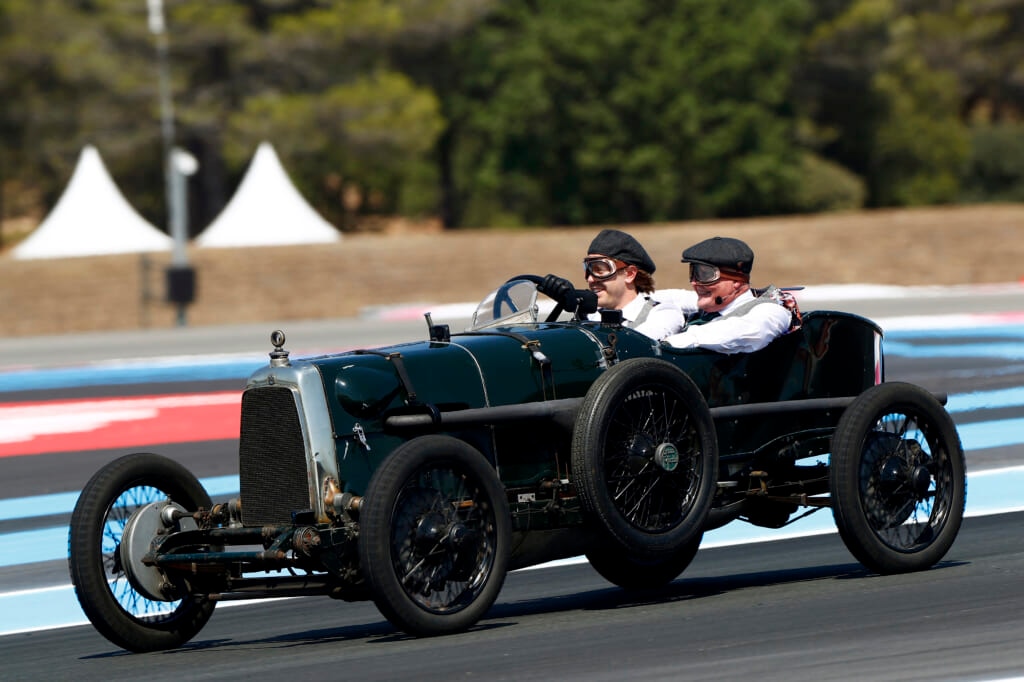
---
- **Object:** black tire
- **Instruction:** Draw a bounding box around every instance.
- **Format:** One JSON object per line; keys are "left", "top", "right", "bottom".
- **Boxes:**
{"left": 571, "top": 358, "right": 718, "bottom": 558}
{"left": 587, "top": 533, "right": 702, "bottom": 590}
{"left": 830, "top": 382, "right": 966, "bottom": 574}
{"left": 358, "top": 435, "right": 511, "bottom": 636}
{"left": 68, "top": 452, "right": 216, "bottom": 652}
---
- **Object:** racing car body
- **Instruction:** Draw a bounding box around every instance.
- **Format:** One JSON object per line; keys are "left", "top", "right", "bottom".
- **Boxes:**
{"left": 68, "top": 277, "right": 966, "bottom": 652}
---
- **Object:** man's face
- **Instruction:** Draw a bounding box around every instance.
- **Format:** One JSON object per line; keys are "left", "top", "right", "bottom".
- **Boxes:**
{"left": 584, "top": 254, "right": 638, "bottom": 310}
{"left": 693, "top": 278, "right": 745, "bottom": 313}
{"left": 687, "top": 260, "right": 749, "bottom": 312}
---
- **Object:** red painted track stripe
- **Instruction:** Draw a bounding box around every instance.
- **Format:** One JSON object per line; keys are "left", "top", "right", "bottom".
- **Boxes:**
{"left": 0, "top": 392, "right": 241, "bottom": 458}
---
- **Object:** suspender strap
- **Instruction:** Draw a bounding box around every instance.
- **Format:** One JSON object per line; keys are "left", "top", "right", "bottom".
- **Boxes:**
{"left": 724, "top": 287, "right": 779, "bottom": 318}
{"left": 628, "top": 297, "right": 658, "bottom": 327}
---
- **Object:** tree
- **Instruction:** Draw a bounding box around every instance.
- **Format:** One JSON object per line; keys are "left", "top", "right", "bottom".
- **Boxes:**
{"left": 0, "top": 0, "right": 462, "bottom": 235}
{"left": 419, "top": 0, "right": 811, "bottom": 228}
{"left": 3, "top": 0, "right": 1022, "bottom": 238}
{"left": 797, "top": 0, "right": 998, "bottom": 206}
{"left": 0, "top": 1, "right": 159, "bottom": 221}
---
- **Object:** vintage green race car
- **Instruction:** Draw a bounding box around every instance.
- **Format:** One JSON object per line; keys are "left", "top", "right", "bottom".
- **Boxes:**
{"left": 68, "top": 275, "right": 966, "bottom": 652}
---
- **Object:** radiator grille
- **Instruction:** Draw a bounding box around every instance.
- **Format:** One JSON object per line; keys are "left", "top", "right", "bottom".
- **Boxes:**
{"left": 239, "top": 386, "right": 311, "bottom": 526}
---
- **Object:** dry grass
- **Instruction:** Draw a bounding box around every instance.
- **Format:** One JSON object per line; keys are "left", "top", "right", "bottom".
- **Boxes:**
{"left": 2, "top": 204, "right": 1023, "bottom": 338}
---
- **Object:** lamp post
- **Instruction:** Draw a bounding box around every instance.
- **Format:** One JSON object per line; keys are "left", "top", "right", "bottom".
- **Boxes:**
{"left": 147, "top": 0, "right": 197, "bottom": 326}
{"left": 147, "top": 0, "right": 174, "bottom": 219}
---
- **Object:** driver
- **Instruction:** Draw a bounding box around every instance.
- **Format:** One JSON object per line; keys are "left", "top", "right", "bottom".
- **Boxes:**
{"left": 540, "top": 229, "right": 683, "bottom": 341}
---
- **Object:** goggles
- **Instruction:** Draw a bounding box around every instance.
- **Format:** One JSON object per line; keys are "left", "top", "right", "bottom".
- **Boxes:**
{"left": 688, "top": 261, "right": 747, "bottom": 285}
{"left": 583, "top": 257, "right": 630, "bottom": 281}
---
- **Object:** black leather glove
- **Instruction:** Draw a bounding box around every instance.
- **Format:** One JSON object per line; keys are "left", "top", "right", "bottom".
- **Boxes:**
{"left": 574, "top": 289, "right": 598, "bottom": 316}
{"left": 538, "top": 274, "right": 578, "bottom": 311}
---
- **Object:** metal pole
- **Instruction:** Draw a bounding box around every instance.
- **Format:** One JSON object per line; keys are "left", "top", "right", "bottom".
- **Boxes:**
{"left": 148, "top": 0, "right": 192, "bottom": 327}
{"left": 148, "top": 0, "right": 175, "bottom": 233}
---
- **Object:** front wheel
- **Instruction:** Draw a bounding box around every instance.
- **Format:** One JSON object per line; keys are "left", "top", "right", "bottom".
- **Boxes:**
{"left": 68, "top": 453, "right": 216, "bottom": 652}
{"left": 358, "top": 435, "right": 511, "bottom": 636}
{"left": 830, "top": 383, "right": 966, "bottom": 574}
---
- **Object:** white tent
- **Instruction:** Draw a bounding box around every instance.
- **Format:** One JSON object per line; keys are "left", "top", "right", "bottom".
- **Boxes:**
{"left": 195, "top": 142, "right": 340, "bottom": 248}
{"left": 12, "top": 146, "right": 173, "bottom": 260}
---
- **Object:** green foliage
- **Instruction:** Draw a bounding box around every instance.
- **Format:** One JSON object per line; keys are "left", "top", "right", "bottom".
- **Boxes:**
{"left": 2, "top": 0, "right": 1024, "bottom": 235}
{"left": 226, "top": 70, "right": 444, "bottom": 224}
{"left": 799, "top": 0, "right": 1023, "bottom": 208}
{"left": 961, "top": 123, "right": 1024, "bottom": 202}
{"left": 0, "top": 0, "right": 157, "bottom": 207}
{"left": 439, "top": 0, "right": 812, "bottom": 227}
{"left": 872, "top": 68, "right": 967, "bottom": 205}
{"left": 791, "top": 153, "right": 866, "bottom": 212}
{"left": 0, "top": 0, "right": 464, "bottom": 232}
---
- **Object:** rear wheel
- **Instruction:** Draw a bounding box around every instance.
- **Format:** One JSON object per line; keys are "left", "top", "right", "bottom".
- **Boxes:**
{"left": 68, "top": 453, "right": 215, "bottom": 652}
{"left": 358, "top": 435, "right": 510, "bottom": 636}
{"left": 572, "top": 358, "right": 717, "bottom": 558}
{"left": 830, "top": 382, "right": 966, "bottom": 574}
{"left": 587, "top": 533, "right": 702, "bottom": 590}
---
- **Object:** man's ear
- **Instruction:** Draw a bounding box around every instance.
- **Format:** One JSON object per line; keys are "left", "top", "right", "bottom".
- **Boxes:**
{"left": 624, "top": 265, "right": 639, "bottom": 284}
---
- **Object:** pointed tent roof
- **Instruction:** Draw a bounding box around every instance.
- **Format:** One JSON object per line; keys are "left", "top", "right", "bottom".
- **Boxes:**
{"left": 195, "top": 142, "right": 340, "bottom": 248}
{"left": 12, "top": 146, "right": 173, "bottom": 260}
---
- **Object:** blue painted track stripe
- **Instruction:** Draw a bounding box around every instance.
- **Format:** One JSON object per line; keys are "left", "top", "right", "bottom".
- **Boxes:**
{"left": 0, "top": 587, "right": 87, "bottom": 635}
{"left": 0, "top": 475, "right": 240, "bottom": 523}
{"left": 885, "top": 324, "right": 1024, "bottom": 340}
{"left": 957, "top": 418, "right": 1024, "bottom": 451}
{"left": 0, "top": 357, "right": 263, "bottom": 393}
{"left": 0, "top": 491, "right": 81, "bottom": 522}
{"left": 946, "top": 388, "right": 1024, "bottom": 413}
{"left": 883, "top": 340, "right": 1024, "bottom": 360}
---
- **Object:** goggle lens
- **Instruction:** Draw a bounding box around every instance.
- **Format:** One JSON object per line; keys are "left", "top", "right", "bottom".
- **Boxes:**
{"left": 689, "top": 262, "right": 721, "bottom": 285}
{"left": 584, "top": 258, "right": 621, "bottom": 281}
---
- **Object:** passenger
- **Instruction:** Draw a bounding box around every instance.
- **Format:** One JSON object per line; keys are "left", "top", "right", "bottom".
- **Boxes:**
{"left": 538, "top": 228, "right": 683, "bottom": 341}
{"left": 660, "top": 236, "right": 795, "bottom": 354}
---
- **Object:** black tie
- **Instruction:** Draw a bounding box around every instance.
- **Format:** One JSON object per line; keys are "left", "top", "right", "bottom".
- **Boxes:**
{"left": 687, "top": 310, "right": 720, "bottom": 326}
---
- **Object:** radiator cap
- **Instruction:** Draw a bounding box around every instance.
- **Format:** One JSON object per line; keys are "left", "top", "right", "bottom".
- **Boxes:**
{"left": 269, "top": 330, "right": 291, "bottom": 367}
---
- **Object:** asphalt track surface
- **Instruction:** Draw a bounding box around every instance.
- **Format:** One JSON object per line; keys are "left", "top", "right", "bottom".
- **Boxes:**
{"left": 2, "top": 284, "right": 1024, "bottom": 681}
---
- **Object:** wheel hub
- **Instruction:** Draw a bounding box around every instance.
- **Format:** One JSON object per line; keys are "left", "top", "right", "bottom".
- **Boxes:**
{"left": 626, "top": 434, "right": 656, "bottom": 473}
{"left": 877, "top": 454, "right": 931, "bottom": 496}
{"left": 413, "top": 512, "right": 447, "bottom": 552}
{"left": 654, "top": 443, "right": 680, "bottom": 472}
{"left": 910, "top": 464, "right": 932, "bottom": 496}
{"left": 878, "top": 456, "right": 907, "bottom": 490}
{"left": 447, "top": 522, "right": 478, "bottom": 547}
{"left": 120, "top": 500, "right": 197, "bottom": 602}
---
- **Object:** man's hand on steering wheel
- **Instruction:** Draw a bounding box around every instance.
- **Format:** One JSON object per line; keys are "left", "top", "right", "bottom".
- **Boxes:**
{"left": 538, "top": 274, "right": 578, "bottom": 311}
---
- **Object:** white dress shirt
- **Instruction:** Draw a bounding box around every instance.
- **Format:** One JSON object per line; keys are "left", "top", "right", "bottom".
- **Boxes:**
{"left": 588, "top": 294, "right": 684, "bottom": 341}
{"left": 662, "top": 289, "right": 792, "bottom": 354}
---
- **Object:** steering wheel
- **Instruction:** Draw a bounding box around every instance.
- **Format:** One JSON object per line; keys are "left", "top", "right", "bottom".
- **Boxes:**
{"left": 505, "top": 274, "right": 597, "bottom": 323}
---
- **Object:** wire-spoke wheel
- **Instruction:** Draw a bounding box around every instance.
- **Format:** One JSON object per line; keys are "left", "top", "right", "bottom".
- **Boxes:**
{"left": 358, "top": 435, "right": 510, "bottom": 636}
{"left": 830, "top": 382, "right": 966, "bottom": 574}
{"left": 67, "top": 452, "right": 215, "bottom": 652}
{"left": 572, "top": 358, "right": 717, "bottom": 558}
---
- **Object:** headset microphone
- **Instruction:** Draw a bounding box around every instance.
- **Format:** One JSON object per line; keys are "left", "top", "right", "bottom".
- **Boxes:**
{"left": 714, "top": 296, "right": 724, "bottom": 305}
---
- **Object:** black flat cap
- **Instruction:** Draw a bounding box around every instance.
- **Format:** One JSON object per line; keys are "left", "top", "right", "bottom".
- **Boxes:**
{"left": 681, "top": 236, "right": 754, "bottom": 275}
{"left": 587, "top": 229, "right": 656, "bottom": 274}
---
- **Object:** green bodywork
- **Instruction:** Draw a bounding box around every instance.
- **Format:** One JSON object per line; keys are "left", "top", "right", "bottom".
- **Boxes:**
{"left": 305, "top": 310, "right": 881, "bottom": 506}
